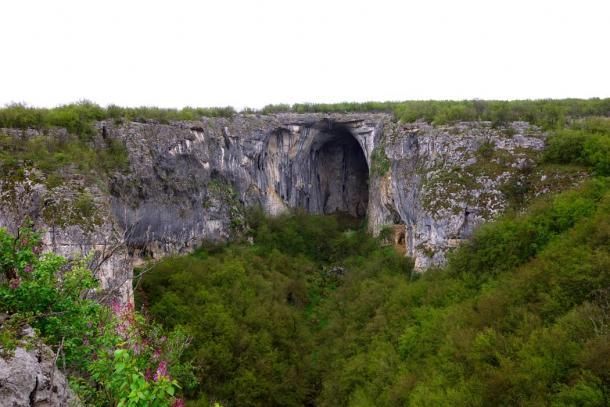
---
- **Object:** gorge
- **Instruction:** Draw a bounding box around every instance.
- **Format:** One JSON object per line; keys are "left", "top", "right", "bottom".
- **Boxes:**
{"left": 0, "top": 113, "right": 553, "bottom": 303}
{"left": 1, "top": 102, "right": 608, "bottom": 406}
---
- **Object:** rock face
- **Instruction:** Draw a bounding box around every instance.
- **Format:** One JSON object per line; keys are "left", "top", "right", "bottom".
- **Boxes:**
{"left": 106, "top": 114, "right": 384, "bottom": 256}
{"left": 0, "top": 327, "right": 78, "bottom": 407}
{"left": 105, "top": 114, "right": 546, "bottom": 270}
{"left": 377, "top": 120, "right": 546, "bottom": 268}
{"left": 1, "top": 114, "right": 549, "bottom": 302}
{"left": 0, "top": 157, "right": 133, "bottom": 303}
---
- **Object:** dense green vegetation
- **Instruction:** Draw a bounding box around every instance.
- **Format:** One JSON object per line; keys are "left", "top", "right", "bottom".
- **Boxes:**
{"left": 138, "top": 173, "right": 609, "bottom": 406}
{"left": 0, "top": 227, "right": 193, "bottom": 406}
{"left": 1, "top": 100, "right": 608, "bottom": 405}
{"left": 0, "top": 131, "right": 129, "bottom": 187}
{"left": 0, "top": 101, "right": 235, "bottom": 134}
{"left": 258, "top": 99, "right": 609, "bottom": 129}
{"left": 136, "top": 213, "right": 412, "bottom": 406}
{"left": 1, "top": 99, "right": 608, "bottom": 133}
{"left": 315, "top": 181, "right": 609, "bottom": 406}
{"left": 544, "top": 116, "right": 610, "bottom": 176}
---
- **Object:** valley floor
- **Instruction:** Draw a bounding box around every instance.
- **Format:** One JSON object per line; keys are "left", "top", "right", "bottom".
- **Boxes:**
{"left": 138, "top": 180, "right": 610, "bottom": 406}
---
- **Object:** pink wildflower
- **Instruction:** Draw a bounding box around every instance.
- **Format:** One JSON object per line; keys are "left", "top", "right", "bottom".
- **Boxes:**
{"left": 23, "top": 264, "right": 33, "bottom": 273}
{"left": 32, "top": 245, "right": 42, "bottom": 255}
{"left": 132, "top": 342, "right": 142, "bottom": 355}
{"left": 154, "top": 361, "right": 169, "bottom": 381}
{"left": 172, "top": 398, "right": 185, "bottom": 407}
{"left": 145, "top": 368, "right": 153, "bottom": 382}
{"left": 110, "top": 299, "right": 122, "bottom": 315}
{"left": 9, "top": 277, "right": 21, "bottom": 290}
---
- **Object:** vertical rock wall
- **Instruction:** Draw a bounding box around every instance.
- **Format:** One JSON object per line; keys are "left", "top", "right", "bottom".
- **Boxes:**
{"left": 1, "top": 114, "right": 549, "bottom": 304}
{"left": 106, "top": 114, "right": 546, "bottom": 271}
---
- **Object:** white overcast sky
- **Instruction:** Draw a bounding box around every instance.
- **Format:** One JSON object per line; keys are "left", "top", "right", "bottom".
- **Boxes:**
{"left": 1, "top": 0, "right": 608, "bottom": 109}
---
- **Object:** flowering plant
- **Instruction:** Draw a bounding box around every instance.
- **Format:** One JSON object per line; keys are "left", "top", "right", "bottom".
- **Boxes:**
{"left": 87, "top": 299, "right": 192, "bottom": 406}
{"left": 0, "top": 226, "right": 193, "bottom": 406}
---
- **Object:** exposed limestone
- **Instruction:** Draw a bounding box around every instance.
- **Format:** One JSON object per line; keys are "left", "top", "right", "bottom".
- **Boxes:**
{"left": 0, "top": 325, "right": 79, "bottom": 407}
{"left": 0, "top": 114, "right": 550, "bottom": 302}
{"left": 0, "top": 139, "right": 133, "bottom": 303}
{"left": 381, "top": 120, "right": 547, "bottom": 268}
{"left": 105, "top": 115, "right": 547, "bottom": 271}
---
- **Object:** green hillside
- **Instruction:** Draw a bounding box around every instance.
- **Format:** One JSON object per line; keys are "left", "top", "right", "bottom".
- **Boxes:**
{"left": 138, "top": 180, "right": 609, "bottom": 406}
{"left": 1, "top": 103, "right": 608, "bottom": 406}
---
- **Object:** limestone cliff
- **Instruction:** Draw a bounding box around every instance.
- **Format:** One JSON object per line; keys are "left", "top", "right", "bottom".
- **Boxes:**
{"left": 105, "top": 114, "right": 548, "bottom": 270}
{"left": 2, "top": 113, "right": 571, "bottom": 301}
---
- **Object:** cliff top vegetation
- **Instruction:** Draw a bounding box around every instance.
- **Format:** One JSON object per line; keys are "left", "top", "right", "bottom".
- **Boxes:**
{"left": 1, "top": 99, "right": 608, "bottom": 134}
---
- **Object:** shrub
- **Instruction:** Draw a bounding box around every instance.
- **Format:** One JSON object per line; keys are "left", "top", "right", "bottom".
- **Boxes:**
{"left": 0, "top": 130, "right": 129, "bottom": 188}
{"left": 371, "top": 146, "right": 391, "bottom": 176}
{"left": 584, "top": 134, "right": 610, "bottom": 175}
{"left": 448, "top": 179, "right": 607, "bottom": 280}
{"left": 0, "top": 226, "right": 192, "bottom": 406}
{"left": 476, "top": 138, "right": 495, "bottom": 159}
{"left": 544, "top": 126, "right": 610, "bottom": 175}
{"left": 544, "top": 130, "right": 589, "bottom": 165}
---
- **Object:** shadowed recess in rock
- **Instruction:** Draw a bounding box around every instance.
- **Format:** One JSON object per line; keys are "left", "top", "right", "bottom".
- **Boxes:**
{"left": 308, "top": 122, "right": 369, "bottom": 218}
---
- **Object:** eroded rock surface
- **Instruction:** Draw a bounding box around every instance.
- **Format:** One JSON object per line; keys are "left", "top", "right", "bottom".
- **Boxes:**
{"left": 0, "top": 326, "right": 78, "bottom": 407}
{"left": 1, "top": 114, "right": 559, "bottom": 302}
{"left": 0, "top": 162, "right": 133, "bottom": 303}
{"left": 105, "top": 115, "right": 548, "bottom": 270}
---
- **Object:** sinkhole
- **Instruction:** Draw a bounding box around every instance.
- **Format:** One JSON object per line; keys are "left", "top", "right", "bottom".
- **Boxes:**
{"left": 308, "top": 122, "right": 369, "bottom": 218}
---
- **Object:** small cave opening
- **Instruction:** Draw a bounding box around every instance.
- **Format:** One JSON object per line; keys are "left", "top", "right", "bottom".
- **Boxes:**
{"left": 397, "top": 231, "right": 406, "bottom": 246}
{"left": 309, "top": 122, "right": 369, "bottom": 218}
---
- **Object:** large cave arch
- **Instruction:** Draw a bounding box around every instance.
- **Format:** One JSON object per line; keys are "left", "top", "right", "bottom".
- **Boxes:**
{"left": 307, "top": 122, "right": 369, "bottom": 218}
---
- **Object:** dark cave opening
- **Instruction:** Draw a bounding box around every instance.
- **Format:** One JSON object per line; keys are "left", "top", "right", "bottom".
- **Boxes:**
{"left": 310, "top": 123, "right": 369, "bottom": 218}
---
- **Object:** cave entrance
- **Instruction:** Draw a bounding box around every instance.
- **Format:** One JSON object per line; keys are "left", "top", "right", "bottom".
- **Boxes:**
{"left": 309, "top": 122, "right": 369, "bottom": 218}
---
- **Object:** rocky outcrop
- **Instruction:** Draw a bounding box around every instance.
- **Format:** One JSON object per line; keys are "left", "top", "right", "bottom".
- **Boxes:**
{"left": 1, "top": 114, "right": 555, "bottom": 302}
{"left": 105, "top": 114, "right": 547, "bottom": 270}
{"left": 0, "top": 326, "right": 78, "bottom": 407}
{"left": 106, "top": 113, "right": 384, "bottom": 256}
{"left": 378, "top": 121, "right": 546, "bottom": 268}
{"left": 0, "top": 163, "right": 133, "bottom": 303}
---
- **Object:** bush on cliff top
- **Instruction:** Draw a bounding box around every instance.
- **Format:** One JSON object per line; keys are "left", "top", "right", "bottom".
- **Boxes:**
{"left": 0, "top": 101, "right": 236, "bottom": 134}
{"left": 1, "top": 99, "right": 608, "bottom": 132}
{"left": 544, "top": 117, "right": 610, "bottom": 176}
{"left": 0, "top": 132, "right": 129, "bottom": 184}
{"left": 256, "top": 98, "right": 609, "bottom": 128}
